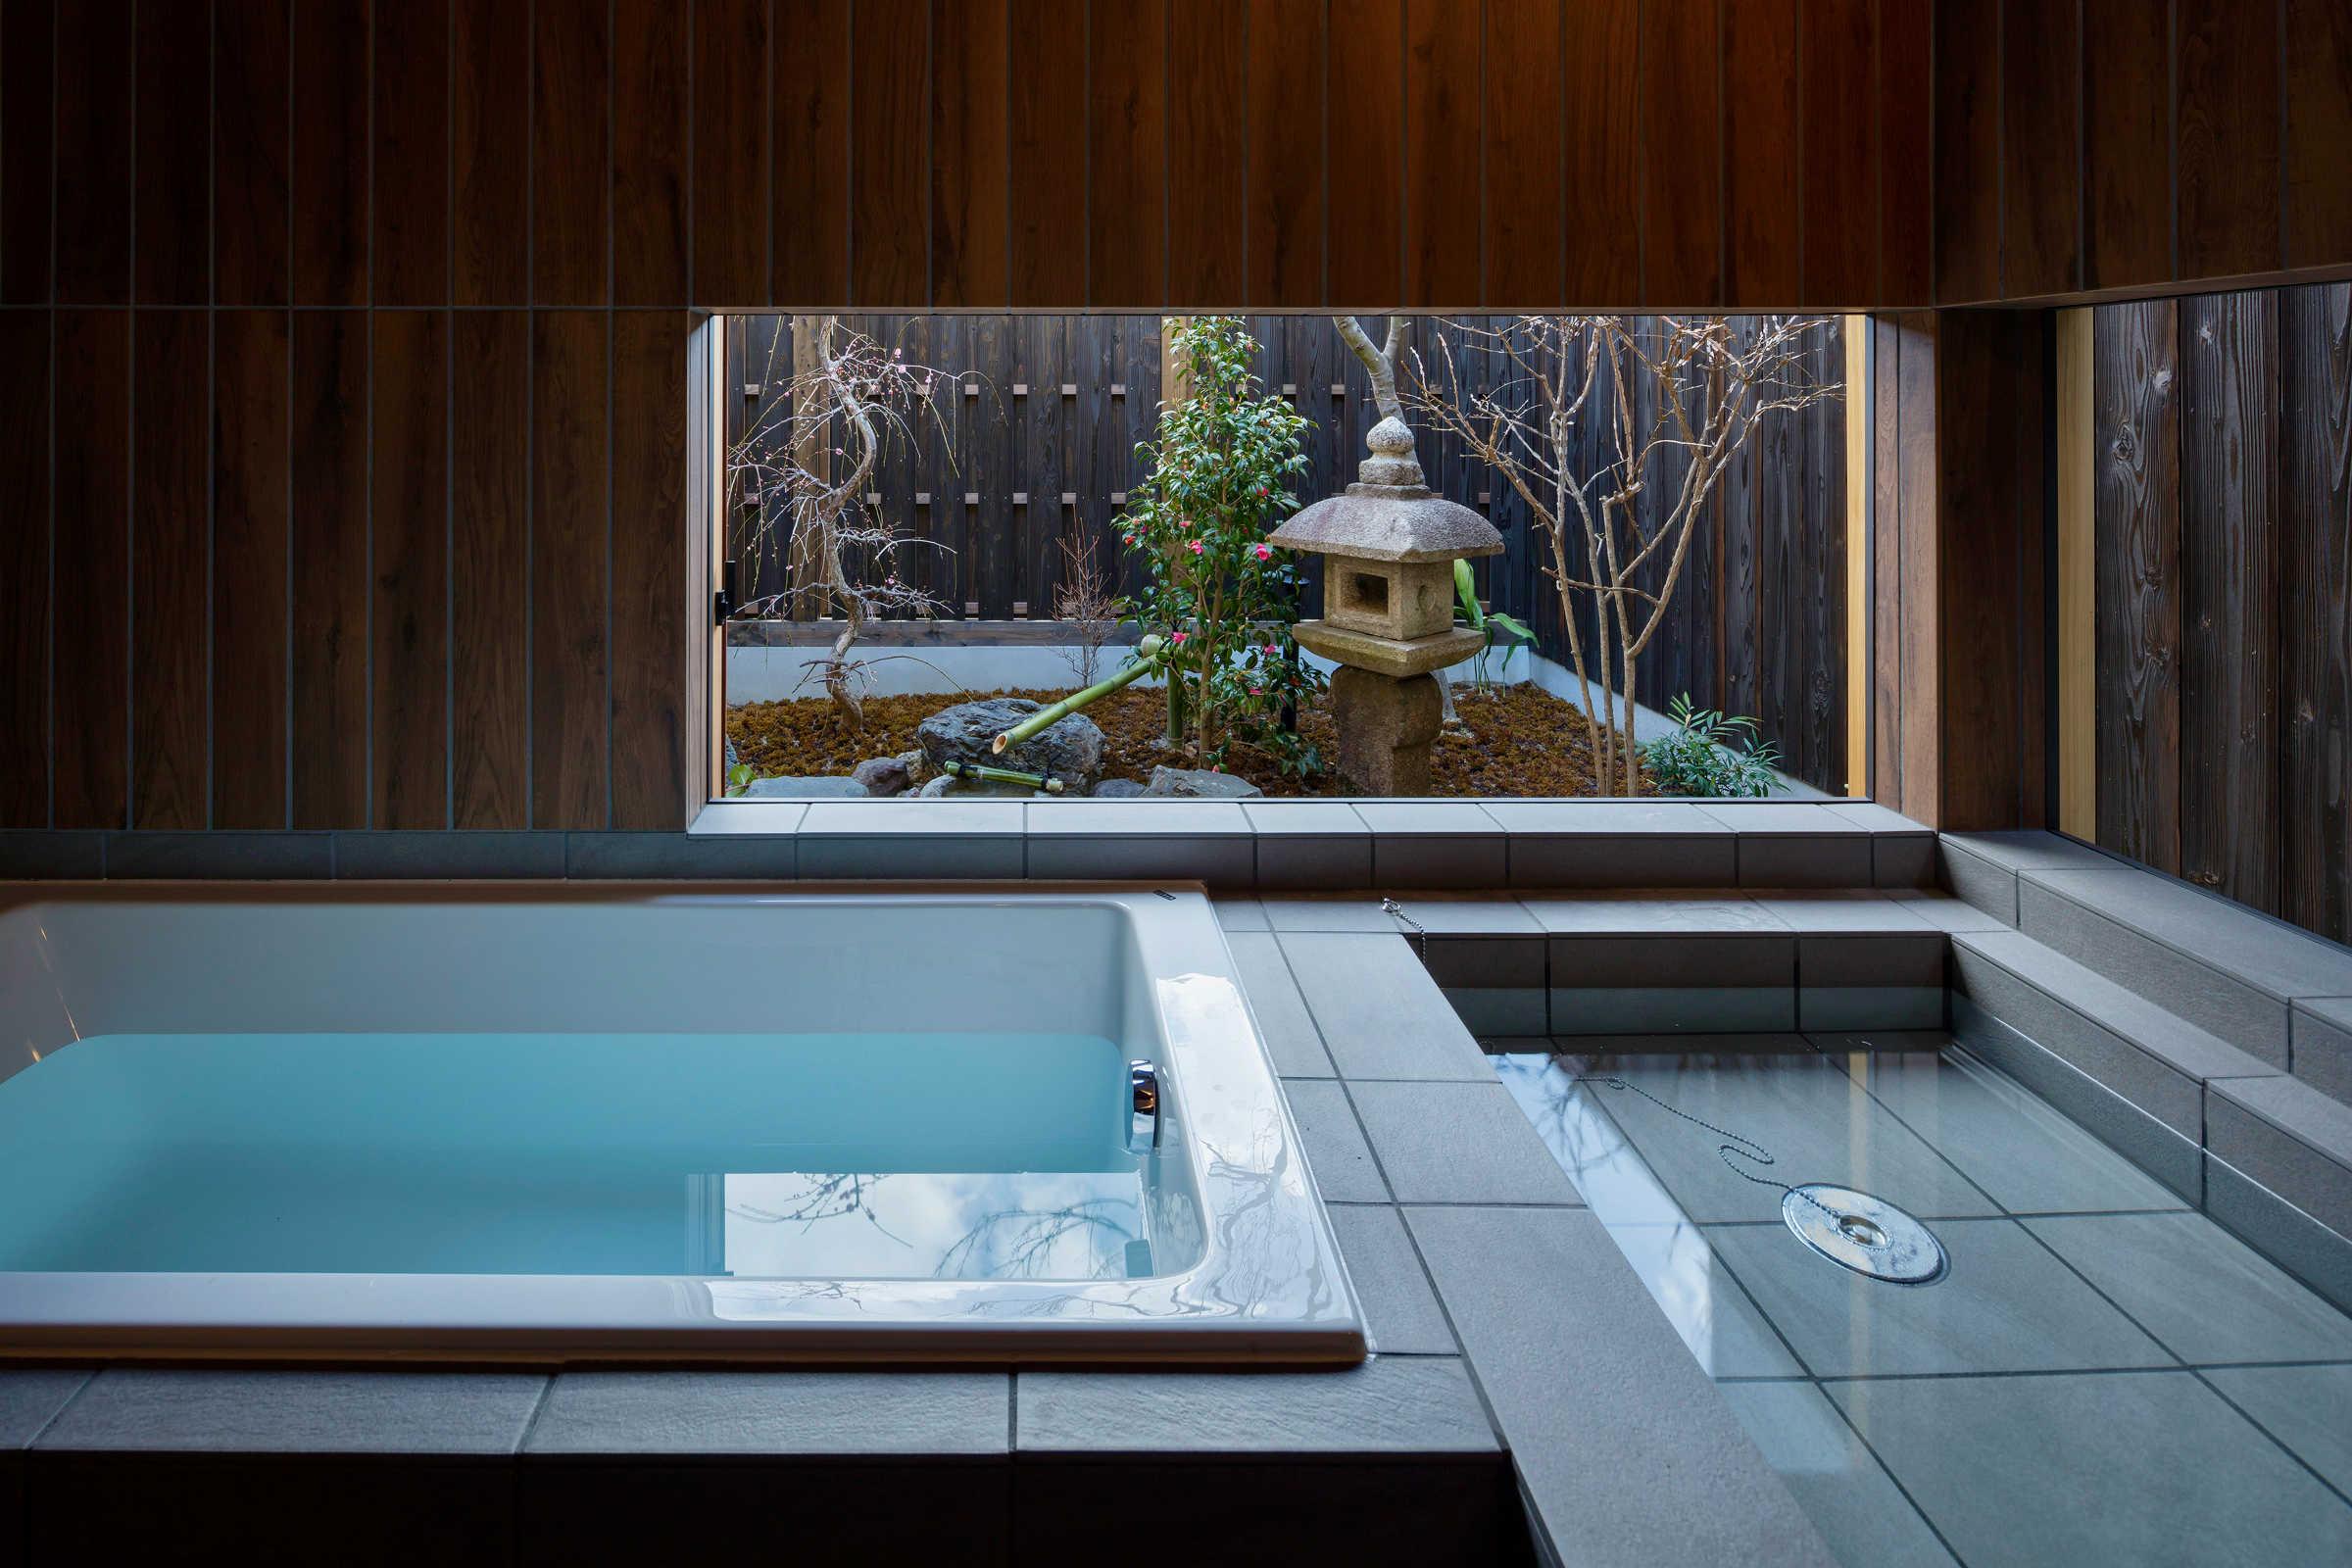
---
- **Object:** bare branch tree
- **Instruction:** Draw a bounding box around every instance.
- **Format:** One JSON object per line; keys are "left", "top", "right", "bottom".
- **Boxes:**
{"left": 1052, "top": 519, "right": 1127, "bottom": 689}
{"left": 727, "top": 318, "right": 958, "bottom": 728}
{"left": 1401, "top": 316, "right": 1839, "bottom": 794}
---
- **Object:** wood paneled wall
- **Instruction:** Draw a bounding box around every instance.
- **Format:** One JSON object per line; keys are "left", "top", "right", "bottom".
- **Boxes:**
{"left": 2090, "top": 284, "right": 2352, "bottom": 945}
{"left": 1935, "top": 0, "right": 2352, "bottom": 305}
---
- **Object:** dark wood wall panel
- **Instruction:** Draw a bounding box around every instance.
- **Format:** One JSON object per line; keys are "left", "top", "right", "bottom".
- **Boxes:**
{"left": 451, "top": 311, "right": 531, "bottom": 830}
{"left": 134, "top": 1, "right": 209, "bottom": 307}
{"left": 289, "top": 311, "right": 369, "bottom": 829}
{"left": 691, "top": 0, "right": 768, "bottom": 307}
{"left": 370, "top": 311, "right": 450, "bottom": 830}
{"left": 455, "top": 0, "right": 530, "bottom": 306}
{"left": 773, "top": 0, "right": 849, "bottom": 308}
{"left": 212, "top": 311, "right": 290, "bottom": 830}
{"left": 1999, "top": 0, "right": 2080, "bottom": 300}
{"left": 930, "top": 0, "right": 1008, "bottom": 309}
{"left": 52, "top": 312, "right": 131, "bottom": 829}
{"left": 2286, "top": 0, "right": 2352, "bottom": 270}
{"left": 1169, "top": 0, "right": 1247, "bottom": 309}
{"left": 1488, "top": 0, "right": 1566, "bottom": 308}
{"left": 1802, "top": 0, "right": 1878, "bottom": 309}
{"left": 292, "top": 0, "right": 369, "bottom": 308}
{"left": 613, "top": 0, "right": 690, "bottom": 306}
{"left": 534, "top": 0, "right": 612, "bottom": 307}
{"left": 129, "top": 311, "right": 210, "bottom": 831}
{"left": 2179, "top": 289, "right": 2281, "bottom": 908}
{"left": 851, "top": 0, "right": 929, "bottom": 308}
{"left": 54, "top": 0, "right": 131, "bottom": 306}
{"left": 1642, "top": 0, "right": 1720, "bottom": 308}
{"left": 1008, "top": 0, "right": 1086, "bottom": 309}
{"left": 2082, "top": 0, "right": 2173, "bottom": 292}
{"left": 1403, "top": 0, "right": 1479, "bottom": 308}
{"left": 1931, "top": 0, "right": 1999, "bottom": 306}
{"left": 2279, "top": 283, "right": 2352, "bottom": 942}
{"left": 1724, "top": 0, "right": 1800, "bottom": 308}
{"left": 2094, "top": 298, "right": 2183, "bottom": 874}
{"left": 375, "top": 1, "right": 451, "bottom": 309}
{"left": 1, "top": 0, "right": 55, "bottom": 303}
{"left": 1088, "top": 0, "right": 1165, "bottom": 310}
{"left": 1326, "top": 0, "right": 1402, "bottom": 309}
{"left": 1877, "top": 0, "right": 1932, "bottom": 305}
{"left": 530, "top": 312, "right": 611, "bottom": 830}
{"left": 1248, "top": 0, "right": 1324, "bottom": 309}
{"left": 612, "top": 313, "right": 689, "bottom": 829}
{"left": 2177, "top": 0, "right": 2280, "bottom": 285}
{"left": 217, "top": 0, "right": 292, "bottom": 308}
{"left": 0, "top": 313, "right": 48, "bottom": 825}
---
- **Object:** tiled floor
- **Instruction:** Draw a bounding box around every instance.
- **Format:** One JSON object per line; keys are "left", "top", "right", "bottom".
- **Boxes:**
{"left": 1494, "top": 1035, "right": 2352, "bottom": 1568}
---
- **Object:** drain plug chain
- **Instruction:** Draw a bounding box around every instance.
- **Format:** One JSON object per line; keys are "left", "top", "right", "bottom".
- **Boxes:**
{"left": 1381, "top": 897, "right": 1429, "bottom": 962}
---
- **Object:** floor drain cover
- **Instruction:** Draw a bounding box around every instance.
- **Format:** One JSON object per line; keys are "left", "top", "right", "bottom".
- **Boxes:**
{"left": 1782, "top": 1185, "right": 1947, "bottom": 1285}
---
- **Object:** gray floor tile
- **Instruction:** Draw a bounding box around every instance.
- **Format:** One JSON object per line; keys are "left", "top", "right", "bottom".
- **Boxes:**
{"left": 0, "top": 1371, "right": 90, "bottom": 1447}
{"left": 1573, "top": 1054, "right": 2003, "bottom": 1223}
{"left": 1708, "top": 1217, "right": 2173, "bottom": 1377}
{"left": 1882, "top": 888, "right": 2010, "bottom": 933}
{"left": 1224, "top": 931, "right": 1337, "bottom": 1077}
{"left": 1406, "top": 1204, "right": 1838, "bottom": 1568}
{"left": 1522, "top": 890, "right": 1785, "bottom": 933}
{"left": 1324, "top": 1202, "right": 1456, "bottom": 1353}
{"left": 2023, "top": 1211, "right": 2352, "bottom": 1364}
{"left": 1746, "top": 890, "right": 1937, "bottom": 932}
{"left": 38, "top": 1370, "right": 548, "bottom": 1453}
{"left": 2203, "top": 1364, "right": 2352, "bottom": 1496}
{"left": 2206, "top": 1154, "right": 2352, "bottom": 1316}
{"left": 1715, "top": 1381, "right": 1957, "bottom": 1568}
{"left": 1279, "top": 1078, "right": 1389, "bottom": 1201}
{"left": 1276, "top": 931, "right": 1496, "bottom": 1080}
{"left": 1823, "top": 1040, "right": 2185, "bottom": 1215}
{"left": 1348, "top": 1079, "right": 1585, "bottom": 1205}
{"left": 1015, "top": 1356, "right": 1494, "bottom": 1453}
{"left": 1211, "top": 896, "right": 1270, "bottom": 931}
{"left": 526, "top": 1371, "right": 1007, "bottom": 1454}
{"left": 1262, "top": 894, "right": 1543, "bottom": 934}
{"left": 1827, "top": 1370, "right": 2352, "bottom": 1567}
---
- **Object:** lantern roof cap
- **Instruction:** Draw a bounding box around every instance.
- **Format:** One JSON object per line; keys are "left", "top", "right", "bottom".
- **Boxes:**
{"left": 1267, "top": 486, "right": 1504, "bottom": 563}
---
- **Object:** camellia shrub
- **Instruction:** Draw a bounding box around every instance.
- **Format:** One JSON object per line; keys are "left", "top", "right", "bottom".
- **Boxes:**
{"left": 1123, "top": 317, "right": 1327, "bottom": 773}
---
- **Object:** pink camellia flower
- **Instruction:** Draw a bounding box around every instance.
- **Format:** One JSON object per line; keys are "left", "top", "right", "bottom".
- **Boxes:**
{"left": 1249, "top": 687, "right": 1261, "bottom": 696}
{"left": 1172, "top": 631, "right": 1188, "bottom": 645}
{"left": 1190, "top": 540, "right": 1204, "bottom": 555}
{"left": 1253, "top": 543, "right": 1272, "bottom": 561}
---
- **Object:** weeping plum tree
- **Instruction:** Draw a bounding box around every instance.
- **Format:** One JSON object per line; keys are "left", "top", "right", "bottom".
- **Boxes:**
{"left": 1401, "top": 317, "right": 1839, "bottom": 795}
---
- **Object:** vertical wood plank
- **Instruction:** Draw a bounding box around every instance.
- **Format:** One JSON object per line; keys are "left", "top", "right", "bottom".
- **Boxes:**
{"left": 612, "top": 312, "right": 688, "bottom": 828}
{"left": 289, "top": 310, "right": 369, "bottom": 828}
{"left": 293, "top": 0, "right": 369, "bottom": 307}
{"left": 1090, "top": 0, "right": 1165, "bottom": 309}
{"left": 1642, "top": 0, "right": 1720, "bottom": 308}
{"left": 1801, "top": 0, "right": 1878, "bottom": 308}
{"left": 2180, "top": 289, "right": 2280, "bottom": 908}
{"left": 1878, "top": 0, "right": 1932, "bottom": 305}
{"left": 614, "top": 0, "right": 690, "bottom": 305}
{"left": 850, "top": 0, "right": 928, "bottom": 307}
{"left": 1, "top": 0, "right": 56, "bottom": 303}
{"left": 0, "top": 313, "right": 48, "bottom": 824}
{"left": 2093, "top": 298, "right": 2180, "bottom": 873}
{"left": 2082, "top": 0, "right": 2174, "bottom": 291}
{"left": 2015, "top": 310, "right": 2049, "bottom": 827}
{"left": 1248, "top": 0, "right": 1324, "bottom": 309}
{"left": 1894, "top": 311, "right": 1940, "bottom": 821}
{"left": 217, "top": 0, "right": 291, "bottom": 308}
{"left": 135, "top": 0, "right": 210, "bottom": 306}
{"left": 455, "top": 0, "right": 530, "bottom": 306}
{"left": 1169, "top": 0, "right": 1246, "bottom": 308}
{"left": 55, "top": 0, "right": 131, "bottom": 306}
{"left": 931, "top": 0, "right": 1008, "bottom": 309}
{"left": 1999, "top": 0, "right": 2080, "bottom": 299}
{"left": 1404, "top": 0, "right": 1478, "bottom": 307}
{"left": 534, "top": 0, "right": 611, "bottom": 306}
{"left": 1328, "top": 0, "right": 1401, "bottom": 309}
{"left": 1931, "top": 0, "right": 1998, "bottom": 303}
{"left": 1725, "top": 0, "right": 1800, "bottom": 308}
{"left": 531, "top": 311, "right": 610, "bottom": 829}
{"left": 2178, "top": 0, "right": 2281, "bottom": 281}
{"left": 213, "top": 310, "right": 290, "bottom": 829}
{"left": 375, "top": 1, "right": 452, "bottom": 307}
{"left": 774, "top": 0, "right": 849, "bottom": 307}
{"left": 129, "top": 311, "right": 210, "bottom": 830}
{"left": 1871, "top": 317, "right": 1902, "bottom": 802}
{"left": 1009, "top": 0, "right": 1086, "bottom": 308}
{"left": 2285, "top": 0, "right": 2352, "bottom": 269}
{"left": 369, "top": 310, "right": 449, "bottom": 829}
{"left": 2057, "top": 308, "right": 2097, "bottom": 838}
{"left": 691, "top": 0, "right": 768, "bottom": 306}
{"left": 452, "top": 309, "right": 531, "bottom": 828}
{"left": 1488, "top": 0, "right": 1567, "bottom": 309}
{"left": 2279, "top": 282, "right": 2352, "bottom": 941}
{"left": 53, "top": 312, "right": 130, "bottom": 828}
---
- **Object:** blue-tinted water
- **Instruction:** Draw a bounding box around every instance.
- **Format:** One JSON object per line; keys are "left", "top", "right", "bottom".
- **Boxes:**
{"left": 0, "top": 1033, "right": 1159, "bottom": 1279}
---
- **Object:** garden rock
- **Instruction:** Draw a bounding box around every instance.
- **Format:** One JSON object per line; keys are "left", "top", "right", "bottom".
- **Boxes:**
{"left": 742, "top": 775, "right": 867, "bottom": 799}
{"left": 1142, "top": 765, "right": 1263, "bottom": 800}
{"left": 1091, "top": 778, "right": 1147, "bottom": 799}
{"left": 897, "top": 749, "right": 936, "bottom": 786}
{"left": 916, "top": 698, "right": 1102, "bottom": 789}
{"left": 851, "top": 756, "right": 913, "bottom": 797}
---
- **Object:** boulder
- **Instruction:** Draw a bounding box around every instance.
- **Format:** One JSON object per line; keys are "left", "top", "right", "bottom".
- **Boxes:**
{"left": 897, "top": 749, "right": 936, "bottom": 786}
{"left": 1142, "top": 765, "right": 1264, "bottom": 800}
{"left": 916, "top": 698, "right": 1103, "bottom": 789}
{"left": 1091, "top": 778, "right": 1147, "bottom": 799}
{"left": 851, "top": 755, "right": 912, "bottom": 798}
{"left": 914, "top": 772, "right": 1029, "bottom": 799}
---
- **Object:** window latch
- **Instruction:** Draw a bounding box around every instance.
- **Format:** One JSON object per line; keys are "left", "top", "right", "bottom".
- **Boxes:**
{"left": 713, "top": 560, "right": 738, "bottom": 623}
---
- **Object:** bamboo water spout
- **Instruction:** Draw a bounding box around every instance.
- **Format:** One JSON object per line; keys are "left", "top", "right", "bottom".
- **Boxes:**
{"left": 991, "top": 635, "right": 1168, "bottom": 754}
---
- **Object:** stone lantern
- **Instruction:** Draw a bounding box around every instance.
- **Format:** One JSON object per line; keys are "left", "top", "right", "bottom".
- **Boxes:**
{"left": 1269, "top": 417, "right": 1503, "bottom": 795}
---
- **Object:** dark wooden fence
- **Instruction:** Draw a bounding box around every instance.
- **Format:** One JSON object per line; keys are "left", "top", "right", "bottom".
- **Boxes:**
{"left": 2094, "top": 283, "right": 2352, "bottom": 945}
{"left": 725, "top": 315, "right": 1848, "bottom": 789}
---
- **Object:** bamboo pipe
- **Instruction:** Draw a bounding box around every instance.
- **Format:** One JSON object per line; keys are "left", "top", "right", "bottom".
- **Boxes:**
{"left": 943, "top": 760, "right": 1066, "bottom": 793}
{"left": 992, "top": 635, "right": 1167, "bottom": 753}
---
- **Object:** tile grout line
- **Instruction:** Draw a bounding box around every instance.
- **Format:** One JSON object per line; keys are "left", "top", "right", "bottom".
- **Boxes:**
{"left": 19, "top": 1367, "right": 99, "bottom": 1450}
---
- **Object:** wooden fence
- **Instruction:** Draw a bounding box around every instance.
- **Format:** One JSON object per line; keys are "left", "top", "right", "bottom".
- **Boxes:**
{"left": 2092, "top": 283, "right": 2352, "bottom": 945}
{"left": 725, "top": 315, "right": 1849, "bottom": 789}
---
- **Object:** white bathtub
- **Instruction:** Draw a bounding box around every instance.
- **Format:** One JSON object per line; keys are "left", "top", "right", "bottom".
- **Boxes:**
{"left": 0, "top": 886, "right": 1362, "bottom": 1363}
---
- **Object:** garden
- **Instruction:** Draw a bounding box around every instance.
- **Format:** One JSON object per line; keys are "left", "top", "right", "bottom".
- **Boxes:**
{"left": 718, "top": 312, "right": 1845, "bottom": 802}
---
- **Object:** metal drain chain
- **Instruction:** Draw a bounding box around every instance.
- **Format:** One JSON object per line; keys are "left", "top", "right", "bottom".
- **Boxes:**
{"left": 1381, "top": 898, "right": 1428, "bottom": 961}
{"left": 1573, "top": 1074, "right": 1843, "bottom": 1225}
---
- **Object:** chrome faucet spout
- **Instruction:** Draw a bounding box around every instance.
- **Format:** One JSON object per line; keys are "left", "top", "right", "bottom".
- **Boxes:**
{"left": 1128, "top": 1060, "right": 1161, "bottom": 1151}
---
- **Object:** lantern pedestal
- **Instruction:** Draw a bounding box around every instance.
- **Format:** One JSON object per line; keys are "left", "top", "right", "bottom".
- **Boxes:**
{"left": 1327, "top": 667, "right": 1444, "bottom": 796}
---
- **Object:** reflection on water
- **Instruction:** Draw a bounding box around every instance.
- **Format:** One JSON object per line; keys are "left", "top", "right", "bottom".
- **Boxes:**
{"left": 716, "top": 1170, "right": 1148, "bottom": 1280}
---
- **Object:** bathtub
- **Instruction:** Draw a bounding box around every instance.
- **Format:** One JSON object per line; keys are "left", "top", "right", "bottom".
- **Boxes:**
{"left": 0, "top": 886, "right": 1362, "bottom": 1363}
